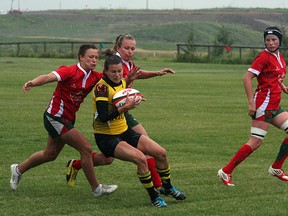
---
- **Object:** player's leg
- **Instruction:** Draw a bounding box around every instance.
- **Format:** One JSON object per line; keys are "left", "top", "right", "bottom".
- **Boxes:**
{"left": 218, "top": 119, "right": 270, "bottom": 186}
{"left": 113, "top": 140, "right": 167, "bottom": 207}
{"left": 130, "top": 115, "right": 162, "bottom": 189}
{"left": 63, "top": 128, "right": 117, "bottom": 197}
{"left": 137, "top": 135, "right": 186, "bottom": 200}
{"left": 10, "top": 136, "right": 65, "bottom": 191}
{"left": 10, "top": 112, "right": 68, "bottom": 191}
{"left": 269, "top": 111, "right": 288, "bottom": 181}
{"left": 66, "top": 152, "right": 114, "bottom": 188}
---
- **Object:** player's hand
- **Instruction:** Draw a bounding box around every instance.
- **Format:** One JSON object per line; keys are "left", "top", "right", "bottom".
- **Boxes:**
{"left": 23, "top": 81, "right": 34, "bottom": 94}
{"left": 281, "top": 83, "right": 288, "bottom": 94}
{"left": 125, "top": 93, "right": 141, "bottom": 109}
{"left": 158, "top": 68, "right": 175, "bottom": 76}
{"left": 248, "top": 103, "right": 256, "bottom": 117}
{"left": 128, "top": 65, "right": 141, "bottom": 81}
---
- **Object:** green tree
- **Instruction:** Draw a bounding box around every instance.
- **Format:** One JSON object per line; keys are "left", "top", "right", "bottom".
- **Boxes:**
{"left": 213, "top": 25, "right": 233, "bottom": 56}
{"left": 280, "top": 25, "right": 288, "bottom": 57}
{"left": 186, "top": 28, "right": 196, "bottom": 53}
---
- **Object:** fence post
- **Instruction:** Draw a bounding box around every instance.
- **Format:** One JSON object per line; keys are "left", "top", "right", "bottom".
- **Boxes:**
{"left": 17, "top": 43, "right": 20, "bottom": 56}
{"left": 44, "top": 42, "right": 47, "bottom": 53}
{"left": 71, "top": 42, "right": 74, "bottom": 56}
{"left": 239, "top": 47, "right": 242, "bottom": 60}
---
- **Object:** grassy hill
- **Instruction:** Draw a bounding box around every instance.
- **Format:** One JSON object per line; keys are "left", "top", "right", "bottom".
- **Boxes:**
{"left": 1, "top": 8, "right": 288, "bottom": 51}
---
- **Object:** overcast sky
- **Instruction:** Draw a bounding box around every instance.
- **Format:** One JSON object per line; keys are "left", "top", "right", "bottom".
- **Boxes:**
{"left": 1, "top": 0, "right": 288, "bottom": 11}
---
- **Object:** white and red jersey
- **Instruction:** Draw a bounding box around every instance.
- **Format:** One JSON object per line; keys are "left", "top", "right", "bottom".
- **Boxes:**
{"left": 121, "top": 59, "right": 135, "bottom": 78}
{"left": 47, "top": 63, "right": 102, "bottom": 121}
{"left": 248, "top": 49, "right": 286, "bottom": 110}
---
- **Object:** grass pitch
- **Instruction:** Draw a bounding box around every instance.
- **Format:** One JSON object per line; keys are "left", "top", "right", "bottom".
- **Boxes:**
{"left": 1, "top": 57, "right": 288, "bottom": 215}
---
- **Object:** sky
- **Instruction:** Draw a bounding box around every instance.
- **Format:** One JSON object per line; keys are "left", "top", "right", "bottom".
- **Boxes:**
{"left": 1, "top": 0, "right": 288, "bottom": 11}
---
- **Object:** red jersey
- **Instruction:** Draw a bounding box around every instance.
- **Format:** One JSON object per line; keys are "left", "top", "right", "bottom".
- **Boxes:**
{"left": 47, "top": 63, "right": 102, "bottom": 121}
{"left": 248, "top": 49, "right": 286, "bottom": 110}
{"left": 116, "top": 52, "right": 135, "bottom": 87}
{"left": 122, "top": 59, "right": 135, "bottom": 78}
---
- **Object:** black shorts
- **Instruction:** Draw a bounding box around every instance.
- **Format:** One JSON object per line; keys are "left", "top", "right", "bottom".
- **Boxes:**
{"left": 94, "top": 127, "right": 141, "bottom": 157}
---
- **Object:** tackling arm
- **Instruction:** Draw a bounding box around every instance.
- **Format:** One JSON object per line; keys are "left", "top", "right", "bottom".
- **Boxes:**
{"left": 23, "top": 72, "right": 57, "bottom": 93}
{"left": 137, "top": 68, "right": 175, "bottom": 79}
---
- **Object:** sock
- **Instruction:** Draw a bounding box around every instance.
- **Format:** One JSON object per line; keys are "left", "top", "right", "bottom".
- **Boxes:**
{"left": 223, "top": 144, "right": 253, "bottom": 174}
{"left": 272, "top": 137, "right": 288, "bottom": 169}
{"left": 147, "top": 157, "right": 162, "bottom": 189}
{"left": 138, "top": 171, "right": 158, "bottom": 201}
{"left": 157, "top": 166, "right": 172, "bottom": 190}
{"left": 72, "top": 152, "right": 97, "bottom": 170}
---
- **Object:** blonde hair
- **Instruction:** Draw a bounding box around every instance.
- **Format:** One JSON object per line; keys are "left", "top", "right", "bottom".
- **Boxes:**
{"left": 113, "top": 34, "right": 135, "bottom": 53}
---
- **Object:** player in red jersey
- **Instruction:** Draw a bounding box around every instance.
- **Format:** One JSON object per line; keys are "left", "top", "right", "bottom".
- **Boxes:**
{"left": 67, "top": 34, "right": 175, "bottom": 190}
{"left": 218, "top": 27, "right": 288, "bottom": 186}
{"left": 10, "top": 44, "right": 119, "bottom": 198}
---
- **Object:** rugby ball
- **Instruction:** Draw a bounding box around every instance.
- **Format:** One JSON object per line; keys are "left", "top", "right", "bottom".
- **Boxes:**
{"left": 112, "top": 88, "right": 142, "bottom": 107}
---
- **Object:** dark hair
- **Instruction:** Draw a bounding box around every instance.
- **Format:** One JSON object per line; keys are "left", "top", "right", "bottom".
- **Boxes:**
{"left": 113, "top": 34, "right": 135, "bottom": 53}
{"left": 78, "top": 44, "right": 97, "bottom": 61}
{"left": 103, "top": 49, "right": 122, "bottom": 71}
{"left": 264, "top": 26, "right": 282, "bottom": 46}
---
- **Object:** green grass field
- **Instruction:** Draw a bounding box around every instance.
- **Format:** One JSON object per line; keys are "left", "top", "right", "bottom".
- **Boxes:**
{"left": 1, "top": 57, "right": 288, "bottom": 215}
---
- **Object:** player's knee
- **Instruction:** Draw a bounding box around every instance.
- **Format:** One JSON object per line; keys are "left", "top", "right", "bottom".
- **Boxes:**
{"left": 280, "top": 120, "right": 288, "bottom": 133}
{"left": 154, "top": 147, "right": 167, "bottom": 161}
{"left": 135, "top": 152, "right": 148, "bottom": 167}
{"left": 44, "top": 150, "right": 59, "bottom": 161}
{"left": 250, "top": 127, "right": 267, "bottom": 140}
{"left": 104, "top": 157, "right": 114, "bottom": 165}
{"left": 81, "top": 145, "right": 93, "bottom": 156}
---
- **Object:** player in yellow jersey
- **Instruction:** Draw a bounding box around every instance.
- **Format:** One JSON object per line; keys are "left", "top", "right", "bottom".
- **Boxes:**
{"left": 92, "top": 51, "right": 186, "bottom": 207}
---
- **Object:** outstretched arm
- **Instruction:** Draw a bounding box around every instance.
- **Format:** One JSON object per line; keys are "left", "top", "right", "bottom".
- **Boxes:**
{"left": 137, "top": 68, "right": 175, "bottom": 79}
{"left": 23, "top": 72, "right": 57, "bottom": 93}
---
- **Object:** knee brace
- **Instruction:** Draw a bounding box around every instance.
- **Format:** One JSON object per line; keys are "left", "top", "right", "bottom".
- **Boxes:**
{"left": 251, "top": 127, "right": 267, "bottom": 140}
{"left": 280, "top": 120, "right": 288, "bottom": 133}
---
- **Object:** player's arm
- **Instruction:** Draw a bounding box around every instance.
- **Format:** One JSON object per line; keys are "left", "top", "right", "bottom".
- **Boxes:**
{"left": 96, "top": 101, "right": 120, "bottom": 122}
{"left": 95, "top": 83, "right": 140, "bottom": 123}
{"left": 137, "top": 68, "right": 175, "bottom": 79}
{"left": 96, "top": 95, "right": 140, "bottom": 123}
{"left": 243, "top": 71, "right": 256, "bottom": 117}
{"left": 23, "top": 72, "right": 57, "bottom": 93}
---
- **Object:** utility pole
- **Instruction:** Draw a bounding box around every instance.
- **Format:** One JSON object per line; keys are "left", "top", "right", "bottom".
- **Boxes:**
{"left": 10, "top": 0, "right": 14, "bottom": 11}
{"left": 146, "top": 0, "right": 148, "bottom": 10}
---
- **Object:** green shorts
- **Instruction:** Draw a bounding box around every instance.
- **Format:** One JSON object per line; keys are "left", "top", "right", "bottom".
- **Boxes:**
{"left": 252, "top": 107, "right": 285, "bottom": 123}
{"left": 43, "top": 111, "right": 75, "bottom": 139}
{"left": 124, "top": 112, "right": 139, "bottom": 128}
